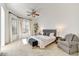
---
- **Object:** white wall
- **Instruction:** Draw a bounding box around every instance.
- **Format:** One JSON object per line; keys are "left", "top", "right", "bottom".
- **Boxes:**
{"left": 37, "top": 4, "right": 79, "bottom": 37}
{"left": 3, "top": 4, "right": 9, "bottom": 44}
{"left": 0, "top": 3, "right": 10, "bottom": 44}
{"left": 0, "top": 4, "right": 1, "bottom": 50}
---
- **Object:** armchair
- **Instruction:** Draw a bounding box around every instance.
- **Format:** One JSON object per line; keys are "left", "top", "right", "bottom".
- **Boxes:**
{"left": 58, "top": 33, "right": 79, "bottom": 54}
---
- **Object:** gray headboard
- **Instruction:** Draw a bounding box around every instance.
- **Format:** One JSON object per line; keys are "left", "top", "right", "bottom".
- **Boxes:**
{"left": 43, "top": 29, "right": 57, "bottom": 37}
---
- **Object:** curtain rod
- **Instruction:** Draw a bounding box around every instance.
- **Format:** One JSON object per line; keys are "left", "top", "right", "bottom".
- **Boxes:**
{"left": 9, "top": 11, "right": 31, "bottom": 21}
{"left": 9, "top": 11, "right": 24, "bottom": 19}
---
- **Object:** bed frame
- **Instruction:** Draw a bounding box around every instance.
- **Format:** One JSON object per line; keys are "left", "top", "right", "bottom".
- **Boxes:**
{"left": 28, "top": 29, "right": 57, "bottom": 48}
{"left": 43, "top": 29, "right": 57, "bottom": 37}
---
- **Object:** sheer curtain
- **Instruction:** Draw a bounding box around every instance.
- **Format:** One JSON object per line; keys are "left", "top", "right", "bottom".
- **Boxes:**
{"left": 21, "top": 19, "right": 30, "bottom": 38}
{"left": 21, "top": 19, "right": 30, "bottom": 45}
{"left": 22, "top": 19, "right": 29, "bottom": 33}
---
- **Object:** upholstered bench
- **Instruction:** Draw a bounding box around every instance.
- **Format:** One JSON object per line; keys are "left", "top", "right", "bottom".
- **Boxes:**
{"left": 28, "top": 38, "right": 38, "bottom": 47}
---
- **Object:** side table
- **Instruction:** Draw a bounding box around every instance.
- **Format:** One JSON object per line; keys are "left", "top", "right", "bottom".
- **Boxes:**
{"left": 55, "top": 36, "right": 62, "bottom": 43}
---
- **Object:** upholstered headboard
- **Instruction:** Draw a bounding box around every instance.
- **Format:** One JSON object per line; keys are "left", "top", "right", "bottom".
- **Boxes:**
{"left": 43, "top": 29, "right": 57, "bottom": 36}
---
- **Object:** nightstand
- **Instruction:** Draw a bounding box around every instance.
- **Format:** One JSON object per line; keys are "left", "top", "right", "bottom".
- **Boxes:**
{"left": 55, "top": 36, "right": 62, "bottom": 43}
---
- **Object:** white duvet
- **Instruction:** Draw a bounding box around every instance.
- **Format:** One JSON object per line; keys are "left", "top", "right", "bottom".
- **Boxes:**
{"left": 29, "top": 35, "right": 56, "bottom": 48}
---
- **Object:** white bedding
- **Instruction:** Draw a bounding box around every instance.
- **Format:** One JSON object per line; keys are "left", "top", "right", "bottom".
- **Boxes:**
{"left": 29, "top": 35, "right": 56, "bottom": 48}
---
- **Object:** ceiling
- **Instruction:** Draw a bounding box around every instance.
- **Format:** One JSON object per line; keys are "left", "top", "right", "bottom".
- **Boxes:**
{"left": 6, "top": 3, "right": 79, "bottom": 19}
{"left": 6, "top": 3, "right": 41, "bottom": 18}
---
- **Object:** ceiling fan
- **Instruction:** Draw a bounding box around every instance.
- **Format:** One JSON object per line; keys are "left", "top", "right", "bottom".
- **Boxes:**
{"left": 27, "top": 8, "right": 40, "bottom": 17}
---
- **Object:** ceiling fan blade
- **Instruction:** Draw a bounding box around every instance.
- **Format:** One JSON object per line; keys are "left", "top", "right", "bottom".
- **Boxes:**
{"left": 26, "top": 8, "right": 40, "bottom": 17}
{"left": 35, "top": 14, "right": 39, "bottom": 16}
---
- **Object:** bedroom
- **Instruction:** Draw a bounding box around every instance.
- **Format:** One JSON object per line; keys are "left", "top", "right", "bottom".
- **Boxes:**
{"left": 0, "top": 3, "right": 79, "bottom": 56}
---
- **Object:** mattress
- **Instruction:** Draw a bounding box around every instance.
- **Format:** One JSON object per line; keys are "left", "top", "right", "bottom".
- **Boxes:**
{"left": 29, "top": 35, "right": 56, "bottom": 48}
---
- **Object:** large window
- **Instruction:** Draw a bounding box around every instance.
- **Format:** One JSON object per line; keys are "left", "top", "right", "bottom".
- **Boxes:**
{"left": 12, "top": 17, "right": 18, "bottom": 35}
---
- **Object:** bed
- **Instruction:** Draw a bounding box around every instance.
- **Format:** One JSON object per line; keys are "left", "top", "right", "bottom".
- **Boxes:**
{"left": 29, "top": 29, "right": 57, "bottom": 48}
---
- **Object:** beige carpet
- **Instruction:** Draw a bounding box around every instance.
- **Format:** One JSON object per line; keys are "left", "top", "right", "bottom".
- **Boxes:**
{"left": 1, "top": 40, "right": 78, "bottom": 56}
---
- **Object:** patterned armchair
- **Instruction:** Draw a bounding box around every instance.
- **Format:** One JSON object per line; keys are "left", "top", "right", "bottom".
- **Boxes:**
{"left": 58, "top": 33, "right": 79, "bottom": 54}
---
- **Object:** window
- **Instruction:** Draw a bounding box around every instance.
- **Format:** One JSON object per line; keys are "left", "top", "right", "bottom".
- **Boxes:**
{"left": 22, "top": 19, "right": 30, "bottom": 34}
{"left": 12, "top": 18, "right": 18, "bottom": 34}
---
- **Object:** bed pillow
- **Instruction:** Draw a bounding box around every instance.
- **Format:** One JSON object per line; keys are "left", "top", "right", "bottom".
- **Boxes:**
{"left": 43, "top": 32, "right": 50, "bottom": 36}
{"left": 43, "top": 32, "right": 46, "bottom": 35}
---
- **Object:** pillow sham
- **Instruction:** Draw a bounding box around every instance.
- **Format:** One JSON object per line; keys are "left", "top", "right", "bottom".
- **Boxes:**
{"left": 43, "top": 32, "right": 50, "bottom": 36}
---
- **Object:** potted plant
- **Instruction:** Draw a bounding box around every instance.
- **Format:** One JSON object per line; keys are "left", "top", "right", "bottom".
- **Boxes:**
{"left": 34, "top": 22, "right": 39, "bottom": 35}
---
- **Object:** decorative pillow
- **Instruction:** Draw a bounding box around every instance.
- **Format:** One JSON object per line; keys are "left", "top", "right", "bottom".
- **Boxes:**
{"left": 49, "top": 33, "right": 54, "bottom": 37}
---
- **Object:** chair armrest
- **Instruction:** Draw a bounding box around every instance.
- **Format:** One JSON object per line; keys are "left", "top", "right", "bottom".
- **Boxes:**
{"left": 58, "top": 37, "right": 65, "bottom": 41}
{"left": 60, "top": 38, "right": 65, "bottom": 41}
{"left": 58, "top": 39, "right": 66, "bottom": 44}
